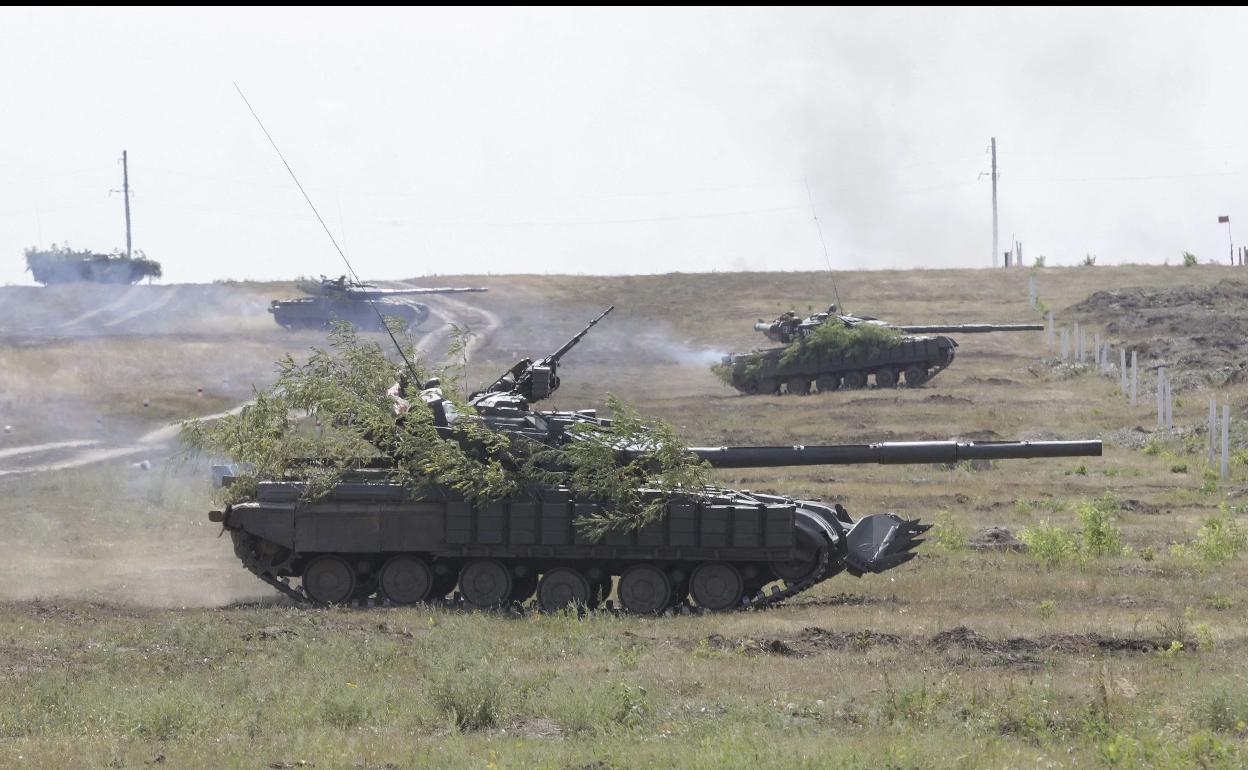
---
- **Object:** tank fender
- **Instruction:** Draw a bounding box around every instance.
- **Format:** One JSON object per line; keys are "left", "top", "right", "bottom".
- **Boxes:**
{"left": 227, "top": 501, "right": 296, "bottom": 550}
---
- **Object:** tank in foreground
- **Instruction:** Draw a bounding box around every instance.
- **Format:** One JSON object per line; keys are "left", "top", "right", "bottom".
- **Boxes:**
{"left": 211, "top": 308, "right": 1099, "bottom": 612}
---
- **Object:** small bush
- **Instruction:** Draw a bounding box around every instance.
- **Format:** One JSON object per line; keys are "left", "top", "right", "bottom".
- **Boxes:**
{"left": 1170, "top": 515, "right": 1248, "bottom": 568}
{"left": 1082, "top": 254, "right": 1098, "bottom": 267}
{"left": 321, "top": 689, "right": 374, "bottom": 729}
{"left": 1019, "top": 521, "right": 1079, "bottom": 567}
{"left": 1183, "top": 251, "right": 1199, "bottom": 267}
{"left": 1033, "top": 256, "right": 1047, "bottom": 268}
{"left": 931, "top": 510, "right": 967, "bottom": 551}
{"left": 1194, "top": 687, "right": 1248, "bottom": 733}
{"left": 1036, "top": 598, "right": 1056, "bottom": 618}
{"left": 545, "top": 679, "right": 648, "bottom": 735}
{"left": 1171, "top": 463, "right": 1188, "bottom": 474}
{"left": 1078, "top": 493, "right": 1127, "bottom": 557}
{"left": 426, "top": 668, "right": 507, "bottom": 731}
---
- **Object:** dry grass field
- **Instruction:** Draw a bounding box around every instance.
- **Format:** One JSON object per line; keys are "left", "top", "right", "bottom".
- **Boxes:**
{"left": 1, "top": 265, "right": 1246, "bottom": 768}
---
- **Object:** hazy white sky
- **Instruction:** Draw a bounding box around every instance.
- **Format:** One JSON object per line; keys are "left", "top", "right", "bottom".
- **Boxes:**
{"left": 1, "top": 7, "right": 1246, "bottom": 284}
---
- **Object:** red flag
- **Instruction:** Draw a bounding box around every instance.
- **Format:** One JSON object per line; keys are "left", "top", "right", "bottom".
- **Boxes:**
{"left": 1219, "top": 216, "right": 1230, "bottom": 223}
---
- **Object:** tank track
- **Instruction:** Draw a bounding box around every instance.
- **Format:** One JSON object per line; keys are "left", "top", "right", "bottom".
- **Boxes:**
{"left": 229, "top": 530, "right": 834, "bottom": 614}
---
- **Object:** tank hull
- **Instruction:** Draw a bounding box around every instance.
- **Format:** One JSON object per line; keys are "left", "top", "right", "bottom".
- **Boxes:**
{"left": 721, "top": 334, "right": 957, "bottom": 395}
{"left": 216, "top": 479, "right": 926, "bottom": 610}
{"left": 268, "top": 297, "right": 428, "bottom": 331}
{"left": 26, "top": 252, "right": 161, "bottom": 285}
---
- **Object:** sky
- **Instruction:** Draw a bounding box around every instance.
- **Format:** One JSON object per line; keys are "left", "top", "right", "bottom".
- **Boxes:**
{"left": 1, "top": 7, "right": 1246, "bottom": 285}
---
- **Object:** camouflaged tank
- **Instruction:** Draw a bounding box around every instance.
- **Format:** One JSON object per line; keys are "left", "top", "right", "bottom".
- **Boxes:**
{"left": 211, "top": 308, "right": 1099, "bottom": 612}
{"left": 717, "top": 306, "right": 1043, "bottom": 395}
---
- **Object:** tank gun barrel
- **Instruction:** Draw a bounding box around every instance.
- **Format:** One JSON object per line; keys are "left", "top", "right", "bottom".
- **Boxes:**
{"left": 753, "top": 321, "right": 772, "bottom": 332}
{"left": 549, "top": 305, "right": 614, "bottom": 364}
{"left": 896, "top": 323, "right": 1043, "bottom": 334}
{"left": 473, "top": 306, "right": 614, "bottom": 403}
{"left": 680, "top": 439, "right": 1101, "bottom": 468}
{"left": 370, "top": 286, "right": 490, "bottom": 296}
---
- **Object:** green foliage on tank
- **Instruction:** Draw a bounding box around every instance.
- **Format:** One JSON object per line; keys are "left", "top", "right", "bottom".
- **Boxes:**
{"left": 25, "top": 244, "right": 162, "bottom": 285}
{"left": 181, "top": 323, "right": 708, "bottom": 536}
{"left": 778, "top": 322, "right": 905, "bottom": 366}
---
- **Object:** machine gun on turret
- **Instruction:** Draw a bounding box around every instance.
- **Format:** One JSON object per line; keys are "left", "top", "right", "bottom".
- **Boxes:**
{"left": 473, "top": 306, "right": 614, "bottom": 403}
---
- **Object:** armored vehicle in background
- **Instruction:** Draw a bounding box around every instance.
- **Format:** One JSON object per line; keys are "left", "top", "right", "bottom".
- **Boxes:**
{"left": 717, "top": 306, "right": 1043, "bottom": 395}
{"left": 211, "top": 308, "right": 1101, "bottom": 612}
{"left": 268, "top": 275, "right": 488, "bottom": 332}
{"left": 25, "top": 245, "right": 162, "bottom": 285}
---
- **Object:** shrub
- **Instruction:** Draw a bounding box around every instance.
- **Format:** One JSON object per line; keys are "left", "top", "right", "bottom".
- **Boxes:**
{"left": 1082, "top": 254, "right": 1098, "bottom": 266}
{"left": 1019, "top": 521, "right": 1079, "bottom": 567}
{"left": 1170, "top": 515, "right": 1248, "bottom": 568}
{"left": 931, "top": 510, "right": 967, "bottom": 551}
{"left": 426, "top": 668, "right": 507, "bottom": 731}
{"left": 1077, "top": 493, "right": 1126, "bottom": 557}
{"left": 1183, "top": 251, "right": 1199, "bottom": 267}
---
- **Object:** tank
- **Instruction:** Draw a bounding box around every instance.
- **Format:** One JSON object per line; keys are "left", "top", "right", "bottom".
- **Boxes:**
{"left": 25, "top": 245, "right": 162, "bottom": 285}
{"left": 716, "top": 306, "right": 1043, "bottom": 395}
{"left": 209, "top": 308, "right": 1101, "bottom": 613}
{"left": 268, "top": 275, "right": 488, "bottom": 332}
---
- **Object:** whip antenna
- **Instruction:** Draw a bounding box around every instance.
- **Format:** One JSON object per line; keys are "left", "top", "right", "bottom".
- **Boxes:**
{"left": 233, "top": 82, "right": 417, "bottom": 374}
{"left": 804, "top": 176, "right": 844, "bottom": 315}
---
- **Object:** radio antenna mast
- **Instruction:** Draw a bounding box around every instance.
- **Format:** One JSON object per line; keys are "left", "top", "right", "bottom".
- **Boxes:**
{"left": 804, "top": 177, "right": 844, "bottom": 314}
{"left": 233, "top": 83, "right": 416, "bottom": 374}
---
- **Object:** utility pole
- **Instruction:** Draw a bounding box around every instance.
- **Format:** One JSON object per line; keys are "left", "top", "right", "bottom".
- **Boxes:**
{"left": 988, "top": 137, "right": 998, "bottom": 267}
{"left": 991, "top": 138, "right": 999, "bottom": 268}
{"left": 122, "top": 150, "right": 132, "bottom": 258}
{"left": 1219, "top": 215, "right": 1232, "bottom": 266}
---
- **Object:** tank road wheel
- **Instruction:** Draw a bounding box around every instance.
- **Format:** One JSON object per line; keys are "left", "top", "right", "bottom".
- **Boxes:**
{"left": 904, "top": 364, "right": 930, "bottom": 387}
{"left": 459, "top": 559, "right": 513, "bottom": 610}
{"left": 690, "top": 562, "right": 745, "bottom": 611}
{"left": 815, "top": 374, "right": 840, "bottom": 393}
{"left": 875, "top": 368, "right": 898, "bottom": 388}
{"left": 378, "top": 556, "right": 434, "bottom": 605}
{"left": 842, "top": 371, "right": 868, "bottom": 390}
{"left": 303, "top": 555, "right": 357, "bottom": 605}
{"left": 537, "top": 568, "right": 593, "bottom": 612}
{"left": 618, "top": 564, "right": 673, "bottom": 615}
{"left": 785, "top": 376, "right": 810, "bottom": 396}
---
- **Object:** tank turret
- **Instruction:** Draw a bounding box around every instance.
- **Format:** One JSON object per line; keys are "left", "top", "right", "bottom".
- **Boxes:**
{"left": 210, "top": 309, "right": 1101, "bottom": 612}
{"left": 269, "top": 275, "right": 489, "bottom": 332}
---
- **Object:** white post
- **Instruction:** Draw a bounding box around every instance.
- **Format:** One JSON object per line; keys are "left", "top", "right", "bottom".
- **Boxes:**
{"left": 1094, "top": 333, "right": 1101, "bottom": 369}
{"left": 1221, "top": 404, "right": 1230, "bottom": 480}
{"left": 1209, "top": 399, "right": 1218, "bottom": 463}
{"left": 1157, "top": 368, "right": 1165, "bottom": 428}
{"left": 1075, "top": 322, "right": 1083, "bottom": 362}
{"left": 1046, "top": 311, "right": 1054, "bottom": 347}
{"left": 1060, "top": 328, "right": 1070, "bottom": 360}
{"left": 1130, "top": 351, "right": 1138, "bottom": 406}
{"left": 1119, "top": 348, "right": 1128, "bottom": 393}
{"left": 1029, "top": 275, "right": 1037, "bottom": 309}
{"left": 1165, "top": 374, "right": 1173, "bottom": 429}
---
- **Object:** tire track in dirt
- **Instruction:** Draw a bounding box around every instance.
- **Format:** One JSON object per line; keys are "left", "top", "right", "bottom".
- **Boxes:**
{"left": 49, "top": 285, "right": 144, "bottom": 331}
{"left": 100, "top": 285, "right": 181, "bottom": 328}
{"left": 384, "top": 281, "right": 499, "bottom": 362}
{"left": 0, "top": 290, "right": 494, "bottom": 478}
{"left": 0, "top": 440, "right": 101, "bottom": 461}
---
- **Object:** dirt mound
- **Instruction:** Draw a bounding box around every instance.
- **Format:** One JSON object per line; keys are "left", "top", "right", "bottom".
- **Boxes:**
{"left": 696, "top": 626, "right": 1164, "bottom": 659}
{"left": 970, "top": 526, "right": 1026, "bottom": 551}
{"left": 1067, "top": 281, "right": 1248, "bottom": 388}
